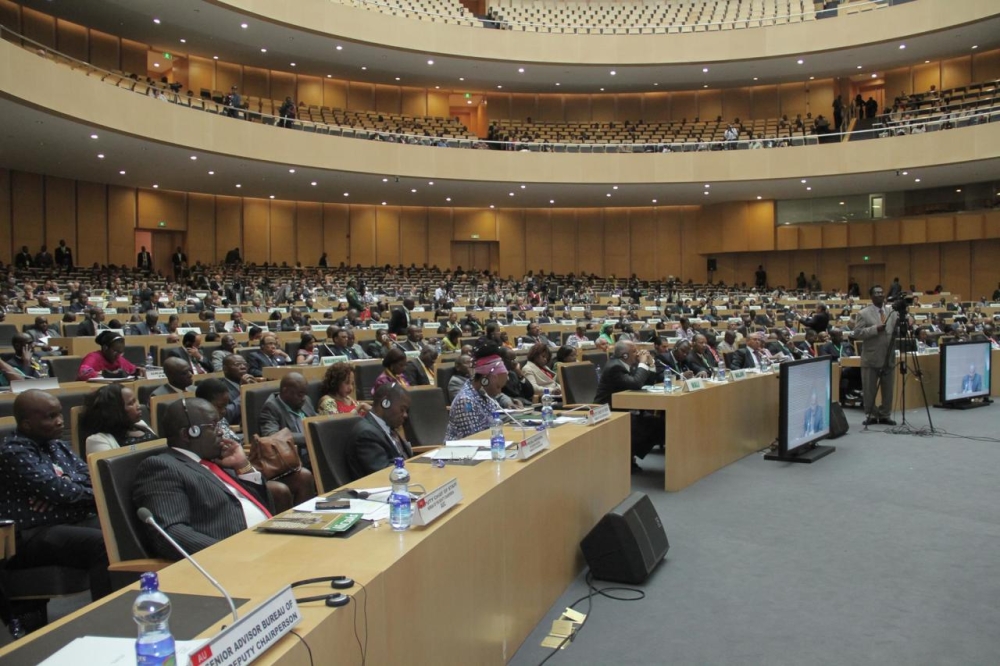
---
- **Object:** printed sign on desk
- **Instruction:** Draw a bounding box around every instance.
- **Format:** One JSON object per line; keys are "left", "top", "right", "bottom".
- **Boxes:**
{"left": 730, "top": 369, "right": 748, "bottom": 381}
{"left": 188, "top": 585, "right": 300, "bottom": 666}
{"left": 412, "top": 478, "right": 463, "bottom": 527}
{"left": 587, "top": 404, "right": 611, "bottom": 425}
{"left": 683, "top": 378, "right": 706, "bottom": 392}
{"left": 517, "top": 429, "right": 550, "bottom": 460}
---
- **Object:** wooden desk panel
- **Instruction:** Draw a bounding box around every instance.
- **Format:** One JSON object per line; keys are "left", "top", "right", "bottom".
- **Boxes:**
{"left": 613, "top": 372, "right": 779, "bottom": 492}
{"left": 841, "top": 352, "right": 941, "bottom": 411}
{"left": 0, "top": 415, "right": 630, "bottom": 666}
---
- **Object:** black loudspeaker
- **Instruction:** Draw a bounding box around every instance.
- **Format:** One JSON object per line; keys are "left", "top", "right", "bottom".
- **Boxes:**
{"left": 827, "top": 402, "right": 849, "bottom": 439}
{"left": 580, "top": 492, "right": 669, "bottom": 584}
{"left": 707, "top": 258, "right": 718, "bottom": 272}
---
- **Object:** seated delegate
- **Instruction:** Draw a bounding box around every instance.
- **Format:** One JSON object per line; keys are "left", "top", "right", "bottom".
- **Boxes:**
{"left": 345, "top": 383, "right": 413, "bottom": 480}
{"left": 77, "top": 331, "right": 143, "bottom": 380}
{"left": 81, "top": 383, "right": 158, "bottom": 456}
{"left": 446, "top": 344, "right": 510, "bottom": 441}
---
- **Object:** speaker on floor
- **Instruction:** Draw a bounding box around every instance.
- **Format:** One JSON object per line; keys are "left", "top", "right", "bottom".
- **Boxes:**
{"left": 828, "top": 402, "right": 849, "bottom": 439}
{"left": 580, "top": 492, "right": 668, "bottom": 585}
{"left": 707, "top": 258, "right": 718, "bottom": 272}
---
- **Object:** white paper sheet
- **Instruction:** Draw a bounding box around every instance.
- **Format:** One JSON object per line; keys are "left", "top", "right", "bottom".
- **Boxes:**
{"left": 423, "top": 446, "right": 479, "bottom": 460}
{"left": 40, "top": 636, "right": 205, "bottom": 666}
{"left": 293, "top": 497, "right": 390, "bottom": 521}
{"left": 445, "top": 439, "right": 491, "bottom": 447}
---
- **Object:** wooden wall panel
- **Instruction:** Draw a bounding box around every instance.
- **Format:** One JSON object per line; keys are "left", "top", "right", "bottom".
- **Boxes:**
{"left": 120, "top": 39, "right": 146, "bottom": 76}
{"left": 375, "top": 206, "right": 401, "bottom": 266}
{"left": 269, "top": 201, "right": 296, "bottom": 265}
{"left": 537, "top": 95, "right": 562, "bottom": 123}
{"left": 401, "top": 89, "right": 426, "bottom": 117}
{"left": 973, "top": 50, "right": 1000, "bottom": 82}
{"left": 510, "top": 94, "right": 536, "bottom": 122}
{"left": 11, "top": 171, "right": 44, "bottom": 253}
{"left": 524, "top": 210, "right": 552, "bottom": 273}
{"left": 680, "top": 214, "right": 702, "bottom": 281}
{"left": 453, "top": 209, "right": 496, "bottom": 241}
{"left": 323, "top": 79, "right": 348, "bottom": 110}
{"left": 954, "top": 213, "right": 983, "bottom": 241}
{"left": 779, "top": 82, "right": 807, "bottom": 117}
{"left": 270, "top": 72, "right": 295, "bottom": 104}
{"left": 617, "top": 94, "right": 642, "bottom": 122}
{"left": 138, "top": 190, "right": 186, "bottom": 230}
{"left": 215, "top": 197, "right": 242, "bottom": 264}
{"left": 912, "top": 63, "right": 940, "bottom": 96}
{"left": 899, "top": 218, "right": 927, "bottom": 245}
{"left": 496, "top": 209, "right": 524, "bottom": 278}
{"left": 107, "top": 185, "right": 136, "bottom": 267}
{"left": 399, "top": 208, "right": 428, "bottom": 268}
{"left": 799, "top": 225, "right": 822, "bottom": 249}
{"left": 577, "top": 210, "right": 604, "bottom": 277}
{"left": 775, "top": 225, "right": 798, "bottom": 250}
{"left": 0, "top": 0, "right": 21, "bottom": 35}
{"left": 56, "top": 20, "right": 88, "bottom": 62}
{"left": 745, "top": 201, "right": 775, "bottom": 251}
{"left": 375, "top": 85, "right": 401, "bottom": 115}
{"left": 941, "top": 242, "right": 971, "bottom": 299}
{"left": 297, "top": 76, "right": 323, "bottom": 108}
{"left": 550, "top": 210, "right": 577, "bottom": 276}
{"left": 884, "top": 67, "right": 910, "bottom": 98}
{"left": 349, "top": 206, "right": 376, "bottom": 267}
{"left": 243, "top": 66, "right": 268, "bottom": 99}
{"left": 243, "top": 199, "right": 270, "bottom": 264}
{"left": 750, "top": 85, "right": 779, "bottom": 120}
{"left": 643, "top": 93, "right": 670, "bottom": 122}
{"left": 44, "top": 176, "right": 76, "bottom": 252}
{"left": 322, "top": 204, "right": 350, "bottom": 266}
{"left": 187, "top": 193, "right": 216, "bottom": 265}
{"left": 76, "top": 181, "right": 107, "bottom": 266}
{"left": 822, "top": 223, "right": 848, "bottom": 248}
{"left": 849, "top": 222, "right": 874, "bottom": 247}
{"left": 910, "top": 244, "right": 940, "bottom": 291}
{"left": 926, "top": 215, "right": 955, "bottom": 243}
{"left": 426, "top": 91, "right": 449, "bottom": 119}
{"left": 564, "top": 97, "right": 590, "bottom": 123}
{"left": 971, "top": 240, "right": 1000, "bottom": 299}
{"left": 188, "top": 57, "right": 215, "bottom": 96}
{"left": 654, "top": 210, "right": 684, "bottom": 279}
{"left": 0, "top": 169, "right": 10, "bottom": 263}
{"left": 603, "top": 209, "right": 630, "bottom": 278}
{"left": 347, "top": 83, "right": 374, "bottom": 112}
{"left": 722, "top": 88, "right": 750, "bottom": 123}
{"left": 671, "top": 92, "right": 697, "bottom": 121}
{"left": 591, "top": 96, "right": 615, "bottom": 122}
{"left": 875, "top": 220, "right": 900, "bottom": 246}
{"left": 20, "top": 7, "right": 54, "bottom": 48}
{"left": 629, "top": 209, "right": 656, "bottom": 279}
{"left": 88, "top": 30, "right": 118, "bottom": 72}
{"left": 426, "top": 209, "right": 452, "bottom": 269}
{"left": 808, "top": 80, "right": 835, "bottom": 117}
{"left": 698, "top": 89, "right": 722, "bottom": 121}
{"left": 942, "top": 56, "right": 972, "bottom": 90}
{"left": 296, "top": 202, "right": 323, "bottom": 267}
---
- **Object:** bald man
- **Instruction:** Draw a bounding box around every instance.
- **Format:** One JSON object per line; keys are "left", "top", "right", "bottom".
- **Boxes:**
{"left": 0, "top": 391, "right": 111, "bottom": 601}
{"left": 258, "top": 372, "right": 317, "bottom": 468}
{"left": 148, "top": 356, "right": 194, "bottom": 403}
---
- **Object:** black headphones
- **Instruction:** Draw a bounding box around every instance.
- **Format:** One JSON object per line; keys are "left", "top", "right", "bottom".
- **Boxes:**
{"left": 180, "top": 398, "right": 201, "bottom": 438}
{"left": 291, "top": 575, "right": 354, "bottom": 607}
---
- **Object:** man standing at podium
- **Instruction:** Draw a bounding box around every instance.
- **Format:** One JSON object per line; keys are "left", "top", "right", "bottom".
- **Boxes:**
{"left": 853, "top": 285, "right": 898, "bottom": 426}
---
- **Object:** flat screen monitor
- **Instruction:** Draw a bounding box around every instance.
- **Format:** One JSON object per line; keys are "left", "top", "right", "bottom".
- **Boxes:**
{"left": 939, "top": 340, "right": 991, "bottom": 405}
{"left": 779, "top": 356, "right": 833, "bottom": 457}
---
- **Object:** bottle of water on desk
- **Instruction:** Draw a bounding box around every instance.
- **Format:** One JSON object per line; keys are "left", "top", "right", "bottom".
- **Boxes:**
{"left": 389, "top": 458, "right": 411, "bottom": 531}
{"left": 145, "top": 352, "right": 154, "bottom": 373}
{"left": 541, "top": 389, "right": 554, "bottom": 428}
{"left": 490, "top": 411, "right": 506, "bottom": 461}
{"left": 716, "top": 359, "right": 727, "bottom": 382}
{"left": 134, "top": 572, "right": 175, "bottom": 665}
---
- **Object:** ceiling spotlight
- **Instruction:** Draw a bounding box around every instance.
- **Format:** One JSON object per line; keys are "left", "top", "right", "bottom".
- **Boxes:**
{"left": 97, "top": 154, "right": 104, "bottom": 159}
{"left": 119, "top": 170, "right": 126, "bottom": 175}
{"left": 336, "top": 45, "right": 343, "bottom": 50}
{"left": 459, "top": 77, "right": 464, "bottom": 81}
{"left": 899, "top": 44, "right": 906, "bottom": 50}
{"left": 956, "top": 188, "right": 962, "bottom": 193}
{"left": 153, "top": 18, "right": 161, "bottom": 24}
{"left": 520, "top": 184, "right": 526, "bottom": 189}
{"left": 428, "top": 181, "right": 434, "bottom": 185}
{"left": 613, "top": 186, "right": 619, "bottom": 190}
{"left": 806, "top": 186, "right": 812, "bottom": 191}
{"left": 871, "top": 73, "right": 878, "bottom": 79}
{"left": 236, "top": 184, "right": 241, "bottom": 188}
{"left": 610, "top": 70, "right": 616, "bottom": 76}
{"left": 466, "top": 100, "right": 471, "bottom": 104}
{"left": 753, "top": 77, "right": 759, "bottom": 81}
{"left": 651, "top": 199, "right": 657, "bottom": 203}
{"left": 702, "top": 67, "right": 709, "bottom": 73}
{"left": 518, "top": 67, "right": 525, "bottom": 73}
{"left": 179, "top": 38, "right": 186, "bottom": 44}
{"left": 497, "top": 85, "right": 502, "bottom": 89}
{"left": 606, "top": 193, "right": 612, "bottom": 197}
{"left": 901, "top": 171, "right": 908, "bottom": 175}
{"left": 311, "top": 181, "right": 317, "bottom": 186}
{"left": 427, "top": 59, "right": 434, "bottom": 65}
{"left": 153, "top": 184, "right": 159, "bottom": 188}
{"left": 925, "top": 60, "right": 930, "bottom": 64}
{"left": 703, "top": 184, "right": 709, "bottom": 188}
{"left": 382, "top": 178, "right": 389, "bottom": 182}
{"left": 343, "top": 192, "right": 349, "bottom": 197}
{"left": 260, "top": 48, "right": 267, "bottom": 53}
{"left": 381, "top": 201, "right": 387, "bottom": 206}
{"left": 361, "top": 67, "right": 367, "bottom": 71}
{"left": 809, "top": 76, "right": 815, "bottom": 80}
{"left": 508, "top": 192, "right": 515, "bottom": 197}
{"left": 600, "top": 88, "right": 605, "bottom": 91}
{"left": 839, "top": 201, "right": 845, "bottom": 205}
{"left": 756, "top": 196, "right": 762, "bottom": 200}
{"left": 556, "top": 83, "right": 561, "bottom": 86}
{"left": 290, "top": 62, "right": 296, "bottom": 67}
{"left": 240, "top": 22, "right": 248, "bottom": 28}
{"left": 327, "top": 74, "right": 332, "bottom": 78}
{"left": 550, "top": 199, "right": 556, "bottom": 204}
{"left": 411, "top": 188, "right": 417, "bottom": 193}
{"left": 208, "top": 171, "right": 214, "bottom": 175}
{"left": 289, "top": 169, "right": 296, "bottom": 173}
{"left": 972, "top": 45, "right": 979, "bottom": 50}
{"left": 269, "top": 195, "right": 275, "bottom": 199}
{"left": 703, "top": 191, "right": 709, "bottom": 195}
{"left": 489, "top": 205, "right": 495, "bottom": 209}
{"left": 703, "top": 85, "right": 708, "bottom": 88}
{"left": 190, "top": 155, "right": 197, "bottom": 160}
{"left": 153, "top": 63, "right": 160, "bottom": 67}
{"left": 213, "top": 56, "right": 219, "bottom": 60}
{"left": 446, "top": 197, "right": 452, "bottom": 202}
{"left": 914, "top": 178, "right": 921, "bottom": 183}
{"left": 90, "top": 134, "right": 98, "bottom": 139}
{"left": 653, "top": 83, "right": 659, "bottom": 86}
{"left": 797, "top": 59, "right": 804, "bottom": 65}
{"left": 437, "top": 86, "right": 442, "bottom": 90}
{"left": 396, "top": 77, "right": 401, "bottom": 81}
{"left": 800, "top": 179, "right": 807, "bottom": 184}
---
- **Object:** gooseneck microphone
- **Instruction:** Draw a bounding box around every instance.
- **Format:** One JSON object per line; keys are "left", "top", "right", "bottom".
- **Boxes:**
{"left": 137, "top": 507, "right": 239, "bottom": 623}
{"left": 656, "top": 359, "right": 685, "bottom": 380}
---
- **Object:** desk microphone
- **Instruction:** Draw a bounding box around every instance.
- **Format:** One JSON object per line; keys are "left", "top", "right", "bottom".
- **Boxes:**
{"left": 657, "top": 359, "right": 685, "bottom": 380}
{"left": 137, "top": 507, "right": 239, "bottom": 623}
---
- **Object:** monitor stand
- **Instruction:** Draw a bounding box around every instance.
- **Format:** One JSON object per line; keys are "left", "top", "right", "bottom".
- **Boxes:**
{"left": 765, "top": 443, "right": 836, "bottom": 464}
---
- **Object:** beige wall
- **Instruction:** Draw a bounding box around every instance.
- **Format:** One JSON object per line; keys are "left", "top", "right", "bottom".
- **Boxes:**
{"left": 4, "top": 167, "right": 999, "bottom": 297}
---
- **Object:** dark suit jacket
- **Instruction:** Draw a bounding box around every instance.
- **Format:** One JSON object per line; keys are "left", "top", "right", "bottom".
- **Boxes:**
{"left": 346, "top": 414, "right": 413, "bottom": 481}
{"left": 686, "top": 350, "right": 714, "bottom": 376}
{"left": 729, "top": 347, "right": 761, "bottom": 370}
{"left": 131, "top": 322, "right": 164, "bottom": 336}
{"left": 388, "top": 308, "right": 410, "bottom": 336}
{"left": 137, "top": 251, "right": 152, "bottom": 269}
{"left": 223, "top": 378, "right": 242, "bottom": 424}
{"left": 76, "top": 318, "right": 99, "bottom": 338}
{"left": 162, "top": 347, "right": 213, "bottom": 374}
{"left": 246, "top": 349, "right": 286, "bottom": 378}
{"left": 258, "top": 393, "right": 316, "bottom": 448}
{"left": 594, "top": 358, "right": 653, "bottom": 406}
{"left": 395, "top": 339, "right": 422, "bottom": 353}
{"left": 132, "top": 448, "right": 273, "bottom": 560}
{"left": 149, "top": 384, "right": 187, "bottom": 404}
{"left": 404, "top": 360, "right": 431, "bottom": 386}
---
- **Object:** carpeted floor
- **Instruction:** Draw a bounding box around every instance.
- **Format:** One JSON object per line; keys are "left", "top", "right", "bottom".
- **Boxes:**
{"left": 510, "top": 405, "right": 1000, "bottom": 666}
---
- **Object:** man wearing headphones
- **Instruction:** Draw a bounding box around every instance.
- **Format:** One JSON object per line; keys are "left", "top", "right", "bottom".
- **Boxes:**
{"left": 345, "top": 383, "right": 413, "bottom": 480}
{"left": 445, "top": 343, "right": 510, "bottom": 441}
{"left": 132, "top": 398, "right": 274, "bottom": 560}
{"left": 595, "top": 340, "right": 663, "bottom": 472}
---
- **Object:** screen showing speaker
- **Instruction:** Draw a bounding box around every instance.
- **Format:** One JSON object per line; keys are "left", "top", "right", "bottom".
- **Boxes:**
{"left": 939, "top": 340, "right": 991, "bottom": 404}
{"left": 779, "top": 356, "right": 833, "bottom": 456}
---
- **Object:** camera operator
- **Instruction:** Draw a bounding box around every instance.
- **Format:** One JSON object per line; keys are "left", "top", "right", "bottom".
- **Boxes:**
{"left": 852, "top": 285, "right": 901, "bottom": 425}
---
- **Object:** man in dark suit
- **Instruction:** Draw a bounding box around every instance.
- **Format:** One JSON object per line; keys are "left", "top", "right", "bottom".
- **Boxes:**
{"left": 594, "top": 340, "right": 662, "bottom": 471}
{"left": 961, "top": 364, "right": 983, "bottom": 394}
{"left": 137, "top": 246, "right": 152, "bottom": 271}
{"left": 132, "top": 398, "right": 273, "bottom": 560}
{"left": 730, "top": 333, "right": 767, "bottom": 370}
{"left": 280, "top": 308, "right": 306, "bottom": 332}
{"left": 171, "top": 246, "right": 187, "bottom": 280}
{"left": 258, "top": 373, "right": 316, "bottom": 465}
{"left": 221, "top": 354, "right": 256, "bottom": 424}
{"left": 54, "top": 240, "right": 73, "bottom": 270}
{"left": 75, "top": 307, "right": 107, "bottom": 338}
{"left": 14, "top": 245, "right": 32, "bottom": 269}
{"left": 321, "top": 326, "right": 358, "bottom": 360}
{"left": 685, "top": 334, "right": 714, "bottom": 378}
{"left": 246, "top": 333, "right": 291, "bottom": 377}
{"left": 388, "top": 298, "right": 416, "bottom": 336}
{"left": 404, "top": 347, "right": 438, "bottom": 387}
{"left": 346, "top": 383, "right": 413, "bottom": 480}
{"left": 130, "top": 310, "right": 164, "bottom": 336}
{"left": 148, "top": 358, "right": 194, "bottom": 404}
{"left": 395, "top": 325, "right": 425, "bottom": 353}
{"left": 656, "top": 338, "right": 694, "bottom": 380}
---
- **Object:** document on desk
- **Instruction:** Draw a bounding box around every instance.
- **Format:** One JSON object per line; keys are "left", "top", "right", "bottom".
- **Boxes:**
{"left": 445, "top": 439, "right": 491, "bottom": 447}
{"left": 40, "top": 636, "right": 205, "bottom": 665}
{"left": 294, "top": 497, "right": 390, "bottom": 521}
{"left": 424, "top": 446, "right": 479, "bottom": 460}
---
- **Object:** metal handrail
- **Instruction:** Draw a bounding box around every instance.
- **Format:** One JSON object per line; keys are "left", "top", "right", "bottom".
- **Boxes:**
{"left": 3, "top": 22, "right": 998, "bottom": 154}
{"left": 339, "top": 0, "right": 892, "bottom": 32}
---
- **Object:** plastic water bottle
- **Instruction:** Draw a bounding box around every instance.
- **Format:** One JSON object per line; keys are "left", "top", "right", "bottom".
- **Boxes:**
{"left": 133, "top": 572, "right": 176, "bottom": 665}
{"left": 541, "top": 389, "right": 554, "bottom": 428}
{"left": 664, "top": 373, "right": 673, "bottom": 392}
{"left": 38, "top": 359, "right": 50, "bottom": 378}
{"left": 388, "top": 458, "right": 411, "bottom": 531}
{"left": 595, "top": 365, "right": 602, "bottom": 381}
{"left": 145, "top": 352, "right": 154, "bottom": 372}
{"left": 490, "top": 411, "right": 506, "bottom": 461}
{"left": 716, "top": 359, "right": 727, "bottom": 382}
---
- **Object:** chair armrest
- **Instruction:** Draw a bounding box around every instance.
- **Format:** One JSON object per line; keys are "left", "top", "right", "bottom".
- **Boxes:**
{"left": 108, "top": 558, "right": 172, "bottom": 573}
{"left": 1, "top": 521, "right": 15, "bottom": 560}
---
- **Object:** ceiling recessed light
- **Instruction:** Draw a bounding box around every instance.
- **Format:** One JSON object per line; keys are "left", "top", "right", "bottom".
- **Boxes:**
{"left": 871, "top": 73, "right": 878, "bottom": 79}
{"left": 290, "top": 62, "right": 296, "bottom": 67}
{"left": 753, "top": 77, "right": 759, "bottom": 81}
{"left": 411, "top": 188, "right": 417, "bottom": 193}
{"left": 235, "top": 184, "right": 241, "bottom": 188}
{"left": 436, "top": 86, "right": 441, "bottom": 90}
{"left": 653, "top": 83, "right": 659, "bottom": 86}
{"left": 153, "top": 18, "right": 161, "bottom": 24}
{"left": 489, "top": 205, "right": 495, "bottom": 209}
{"left": 152, "top": 184, "right": 159, "bottom": 188}
{"left": 550, "top": 199, "right": 555, "bottom": 204}
{"left": 269, "top": 195, "right": 275, "bottom": 199}
{"left": 343, "top": 192, "right": 349, "bottom": 197}
{"left": 956, "top": 188, "right": 962, "bottom": 193}
{"left": 240, "top": 23, "right": 248, "bottom": 29}
{"left": 497, "top": 85, "right": 502, "bottom": 89}
{"left": 382, "top": 178, "right": 389, "bottom": 182}
{"left": 555, "top": 83, "right": 561, "bottom": 86}
{"left": 703, "top": 191, "right": 709, "bottom": 195}
{"left": 446, "top": 197, "right": 452, "bottom": 202}
{"left": 119, "top": 170, "right": 126, "bottom": 175}
{"left": 518, "top": 67, "right": 525, "bottom": 73}
{"left": 153, "top": 63, "right": 160, "bottom": 68}
{"left": 809, "top": 76, "right": 815, "bottom": 80}
{"left": 901, "top": 171, "right": 908, "bottom": 175}
{"left": 610, "top": 70, "right": 616, "bottom": 76}
{"left": 797, "top": 59, "right": 804, "bottom": 65}
{"left": 703, "top": 184, "right": 710, "bottom": 188}
{"left": 899, "top": 44, "right": 906, "bottom": 50}
{"left": 213, "top": 56, "right": 219, "bottom": 60}
{"left": 90, "top": 134, "right": 98, "bottom": 139}
{"left": 289, "top": 169, "right": 296, "bottom": 173}
{"left": 190, "top": 155, "right": 197, "bottom": 160}
{"left": 702, "top": 67, "right": 709, "bottom": 73}
{"left": 613, "top": 186, "right": 619, "bottom": 190}
{"left": 800, "top": 179, "right": 807, "bottom": 184}
{"left": 466, "top": 100, "right": 471, "bottom": 104}
{"left": 260, "top": 48, "right": 267, "bottom": 53}
{"left": 756, "top": 196, "right": 762, "bottom": 200}
{"left": 520, "top": 184, "right": 526, "bottom": 189}
{"left": 361, "top": 66, "right": 367, "bottom": 71}
{"left": 336, "top": 45, "right": 343, "bottom": 51}
{"left": 97, "top": 154, "right": 104, "bottom": 159}
{"left": 327, "top": 74, "right": 332, "bottom": 78}
{"left": 972, "top": 45, "right": 979, "bottom": 50}
{"left": 428, "top": 181, "right": 434, "bottom": 185}
{"left": 396, "top": 77, "right": 401, "bottom": 81}
{"left": 459, "top": 77, "right": 464, "bottom": 81}
{"left": 703, "top": 85, "right": 708, "bottom": 88}
{"left": 208, "top": 171, "right": 214, "bottom": 175}
{"left": 600, "top": 88, "right": 605, "bottom": 91}
{"left": 508, "top": 192, "right": 515, "bottom": 197}
{"left": 606, "top": 193, "right": 612, "bottom": 197}
{"left": 179, "top": 38, "right": 186, "bottom": 44}
{"left": 839, "top": 201, "right": 845, "bottom": 205}
{"left": 857, "top": 65, "right": 863, "bottom": 69}
{"left": 914, "top": 178, "right": 921, "bottom": 183}
{"left": 427, "top": 59, "right": 434, "bottom": 65}
{"left": 651, "top": 199, "right": 657, "bottom": 203}
{"left": 381, "top": 201, "right": 387, "bottom": 206}
{"left": 806, "top": 186, "right": 812, "bottom": 191}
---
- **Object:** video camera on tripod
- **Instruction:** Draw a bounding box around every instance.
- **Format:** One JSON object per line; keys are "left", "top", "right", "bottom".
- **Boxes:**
{"left": 886, "top": 293, "right": 915, "bottom": 315}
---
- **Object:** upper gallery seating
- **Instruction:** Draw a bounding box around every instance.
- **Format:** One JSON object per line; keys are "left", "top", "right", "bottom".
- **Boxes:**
{"left": 332, "top": 0, "right": 481, "bottom": 26}
{"left": 873, "top": 80, "right": 1000, "bottom": 135}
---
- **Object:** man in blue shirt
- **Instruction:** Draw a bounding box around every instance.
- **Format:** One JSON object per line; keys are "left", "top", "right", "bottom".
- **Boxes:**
{"left": 0, "top": 390, "right": 111, "bottom": 601}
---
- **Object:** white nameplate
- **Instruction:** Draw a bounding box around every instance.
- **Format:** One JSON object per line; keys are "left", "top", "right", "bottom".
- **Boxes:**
{"left": 453, "top": 306, "right": 467, "bottom": 312}
{"left": 114, "top": 297, "right": 130, "bottom": 303}
{"left": 517, "top": 429, "right": 550, "bottom": 460}
{"left": 730, "top": 369, "right": 748, "bottom": 381}
{"left": 749, "top": 305, "right": 762, "bottom": 311}
{"left": 571, "top": 307, "right": 585, "bottom": 312}
{"left": 644, "top": 306, "right": 659, "bottom": 312}
{"left": 177, "top": 327, "right": 201, "bottom": 336}
{"left": 11, "top": 377, "right": 59, "bottom": 393}
{"left": 412, "top": 307, "right": 426, "bottom": 312}
{"left": 159, "top": 308, "right": 178, "bottom": 314}
{"left": 322, "top": 355, "right": 348, "bottom": 366}
{"left": 587, "top": 404, "right": 611, "bottom": 425}
{"left": 578, "top": 341, "right": 595, "bottom": 349}
{"left": 102, "top": 308, "right": 118, "bottom": 315}
{"left": 268, "top": 307, "right": 287, "bottom": 314}
{"left": 648, "top": 318, "right": 662, "bottom": 324}
{"left": 145, "top": 367, "right": 166, "bottom": 380}
{"left": 371, "top": 323, "right": 389, "bottom": 330}
{"left": 27, "top": 307, "right": 51, "bottom": 314}
{"left": 158, "top": 297, "right": 171, "bottom": 303}
{"left": 423, "top": 322, "right": 439, "bottom": 329}
{"left": 532, "top": 306, "right": 545, "bottom": 312}
{"left": 560, "top": 319, "right": 576, "bottom": 325}
{"left": 493, "top": 307, "right": 508, "bottom": 313}
{"left": 684, "top": 378, "right": 706, "bottom": 392}
{"left": 216, "top": 308, "right": 233, "bottom": 315}
{"left": 404, "top": 350, "right": 421, "bottom": 359}
{"left": 188, "top": 585, "right": 300, "bottom": 666}
{"left": 411, "top": 478, "right": 463, "bottom": 527}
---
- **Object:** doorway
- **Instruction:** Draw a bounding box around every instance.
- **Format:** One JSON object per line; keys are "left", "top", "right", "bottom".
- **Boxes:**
{"left": 137, "top": 230, "right": 184, "bottom": 277}
{"left": 848, "top": 263, "right": 885, "bottom": 297}
{"left": 451, "top": 241, "right": 499, "bottom": 273}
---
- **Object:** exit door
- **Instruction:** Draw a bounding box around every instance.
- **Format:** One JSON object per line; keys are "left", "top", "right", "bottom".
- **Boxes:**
{"left": 848, "top": 263, "right": 885, "bottom": 296}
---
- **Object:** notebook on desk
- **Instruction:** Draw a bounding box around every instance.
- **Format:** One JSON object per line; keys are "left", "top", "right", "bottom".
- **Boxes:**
{"left": 256, "top": 511, "right": 365, "bottom": 537}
